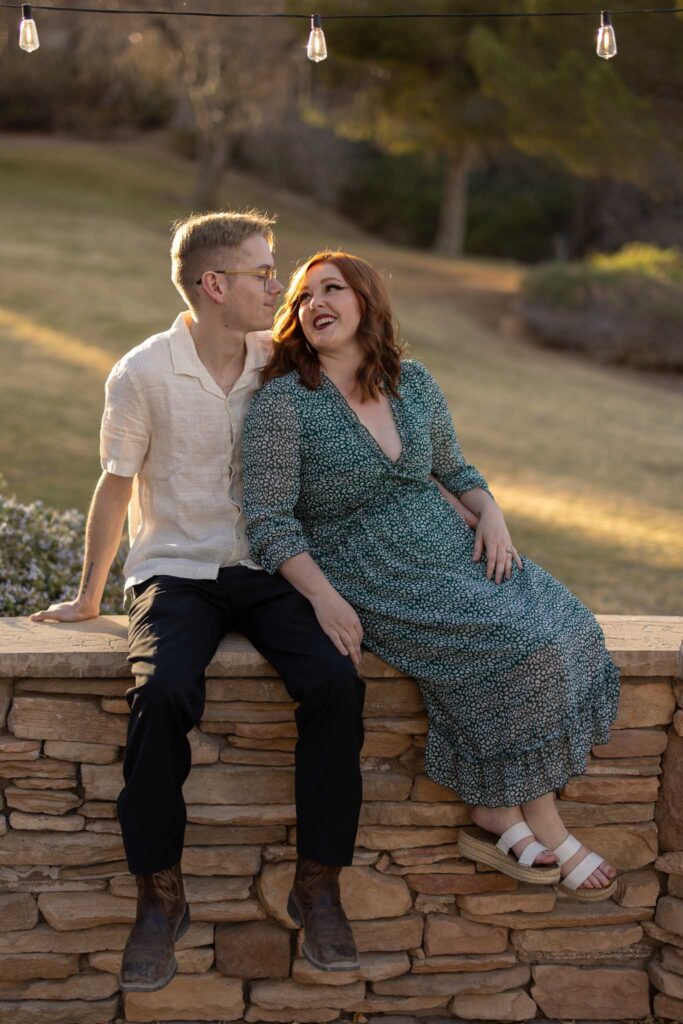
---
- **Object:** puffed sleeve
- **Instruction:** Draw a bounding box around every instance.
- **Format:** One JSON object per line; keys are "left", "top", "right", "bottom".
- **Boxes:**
{"left": 100, "top": 362, "right": 151, "bottom": 477}
{"left": 242, "top": 382, "right": 311, "bottom": 575}
{"left": 417, "top": 362, "right": 491, "bottom": 498}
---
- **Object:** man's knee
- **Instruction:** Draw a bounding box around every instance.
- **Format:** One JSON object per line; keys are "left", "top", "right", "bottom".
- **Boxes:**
{"left": 306, "top": 657, "right": 365, "bottom": 712}
{"left": 127, "top": 664, "right": 202, "bottom": 726}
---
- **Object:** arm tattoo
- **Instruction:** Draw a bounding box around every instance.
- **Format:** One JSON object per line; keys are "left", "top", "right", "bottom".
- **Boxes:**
{"left": 82, "top": 561, "right": 95, "bottom": 593}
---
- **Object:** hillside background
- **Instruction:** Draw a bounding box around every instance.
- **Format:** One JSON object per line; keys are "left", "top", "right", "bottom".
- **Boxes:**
{"left": 1, "top": 1, "right": 682, "bottom": 615}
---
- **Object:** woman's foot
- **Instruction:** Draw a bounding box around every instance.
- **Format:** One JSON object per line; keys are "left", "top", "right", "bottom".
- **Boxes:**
{"left": 469, "top": 805, "right": 558, "bottom": 867}
{"left": 522, "top": 795, "right": 617, "bottom": 891}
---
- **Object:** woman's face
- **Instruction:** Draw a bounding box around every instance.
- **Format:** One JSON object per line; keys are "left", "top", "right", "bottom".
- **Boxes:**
{"left": 297, "top": 262, "right": 363, "bottom": 355}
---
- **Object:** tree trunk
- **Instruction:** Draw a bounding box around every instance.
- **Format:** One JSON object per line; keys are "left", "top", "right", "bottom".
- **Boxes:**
{"left": 569, "top": 176, "right": 605, "bottom": 258}
{"left": 433, "top": 145, "right": 476, "bottom": 258}
{"left": 191, "top": 129, "right": 229, "bottom": 210}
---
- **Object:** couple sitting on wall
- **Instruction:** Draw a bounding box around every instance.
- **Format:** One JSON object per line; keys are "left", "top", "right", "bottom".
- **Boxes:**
{"left": 32, "top": 210, "right": 620, "bottom": 993}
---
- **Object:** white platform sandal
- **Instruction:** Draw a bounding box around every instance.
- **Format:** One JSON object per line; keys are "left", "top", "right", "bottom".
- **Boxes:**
{"left": 553, "top": 833, "right": 617, "bottom": 901}
{"left": 458, "top": 822, "right": 561, "bottom": 885}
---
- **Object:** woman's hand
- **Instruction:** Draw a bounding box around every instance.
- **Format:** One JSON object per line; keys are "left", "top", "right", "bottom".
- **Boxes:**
{"left": 472, "top": 502, "right": 523, "bottom": 583}
{"left": 309, "top": 589, "right": 364, "bottom": 669}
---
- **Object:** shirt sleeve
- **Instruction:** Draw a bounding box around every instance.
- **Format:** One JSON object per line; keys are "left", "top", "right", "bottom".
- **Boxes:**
{"left": 418, "top": 363, "right": 492, "bottom": 498}
{"left": 99, "top": 362, "right": 151, "bottom": 477}
{"left": 242, "top": 383, "right": 310, "bottom": 575}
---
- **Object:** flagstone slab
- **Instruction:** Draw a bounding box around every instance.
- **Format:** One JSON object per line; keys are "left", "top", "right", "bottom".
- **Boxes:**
{"left": 123, "top": 970, "right": 244, "bottom": 1021}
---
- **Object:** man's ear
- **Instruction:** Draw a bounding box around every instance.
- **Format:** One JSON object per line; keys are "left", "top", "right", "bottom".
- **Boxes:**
{"left": 199, "top": 272, "right": 227, "bottom": 306}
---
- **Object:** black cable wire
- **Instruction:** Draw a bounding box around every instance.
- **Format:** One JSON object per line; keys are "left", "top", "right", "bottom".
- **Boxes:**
{"left": 2, "top": 2, "right": 683, "bottom": 18}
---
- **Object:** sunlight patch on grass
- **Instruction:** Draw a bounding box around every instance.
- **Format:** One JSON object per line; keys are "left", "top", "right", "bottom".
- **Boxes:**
{"left": 0, "top": 307, "right": 115, "bottom": 377}
{"left": 493, "top": 479, "right": 683, "bottom": 572}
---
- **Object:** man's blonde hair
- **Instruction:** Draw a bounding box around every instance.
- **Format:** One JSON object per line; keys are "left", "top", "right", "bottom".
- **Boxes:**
{"left": 170, "top": 209, "right": 276, "bottom": 310}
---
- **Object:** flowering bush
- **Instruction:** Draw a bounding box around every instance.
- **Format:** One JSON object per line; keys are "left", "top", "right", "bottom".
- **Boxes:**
{"left": 520, "top": 243, "right": 683, "bottom": 371}
{"left": 0, "top": 479, "right": 126, "bottom": 616}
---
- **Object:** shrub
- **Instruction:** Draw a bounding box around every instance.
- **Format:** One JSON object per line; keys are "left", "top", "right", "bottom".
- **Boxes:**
{"left": 520, "top": 244, "right": 683, "bottom": 371}
{"left": 0, "top": 480, "right": 126, "bottom": 617}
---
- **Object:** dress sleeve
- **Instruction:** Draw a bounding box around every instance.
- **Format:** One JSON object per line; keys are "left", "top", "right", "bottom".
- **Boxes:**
{"left": 99, "top": 362, "right": 150, "bottom": 477}
{"left": 419, "top": 364, "right": 491, "bottom": 498}
{"left": 242, "top": 383, "right": 311, "bottom": 575}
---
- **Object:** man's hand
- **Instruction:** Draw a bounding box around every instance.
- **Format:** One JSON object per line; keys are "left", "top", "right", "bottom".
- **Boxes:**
{"left": 30, "top": 471, "right": 132, "bottom": 625}
{"left": 31, "top": 599, "right": 100, "bottom": 623}
{"left": 309, "top": 589, "right": 364, "bottom": 669}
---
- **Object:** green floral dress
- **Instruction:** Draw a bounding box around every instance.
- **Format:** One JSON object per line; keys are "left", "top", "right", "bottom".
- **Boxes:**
{"left": 242, "top": 360, "right": 620, "bottom": 807}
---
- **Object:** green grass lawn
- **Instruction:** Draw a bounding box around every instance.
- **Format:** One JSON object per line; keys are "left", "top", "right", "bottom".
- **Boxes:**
{"left": 1, "top": 135, "right": 681, "bottom": 614}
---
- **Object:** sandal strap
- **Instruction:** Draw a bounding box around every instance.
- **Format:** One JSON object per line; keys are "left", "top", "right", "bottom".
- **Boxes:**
{"left": 554, "top": 833, "right": 581, "bottom": 865}
{"left": 517, "top": 840, "right": 551, "bottom": 868}
{"left": 563, "top": 851, "right": 605, "bottom": 891}
{"left": 496, "top": 821, "right": 533, "bottom": 855}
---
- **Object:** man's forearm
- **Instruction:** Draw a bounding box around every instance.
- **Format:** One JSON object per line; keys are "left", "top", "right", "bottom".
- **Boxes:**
{"left": 76, "top": 472, "right": 132, "bottom": 612}
{"left": 31, "top": 471, "right": 133, "bottom": 623}
{"left": 460, "top": 487, "right": 496, "bottom": 516}
{"left": 430, "top": 476, "right": 479, "bottom": 527}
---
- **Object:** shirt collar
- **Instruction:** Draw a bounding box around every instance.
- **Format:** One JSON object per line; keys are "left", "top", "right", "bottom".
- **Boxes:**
{"left": 169, "top": 312, "right": 272, "bottom": 396}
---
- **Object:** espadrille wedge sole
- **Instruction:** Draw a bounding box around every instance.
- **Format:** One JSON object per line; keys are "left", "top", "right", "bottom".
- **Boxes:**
{"left": 458, "top": 825, "right": 561, "bottom": 885}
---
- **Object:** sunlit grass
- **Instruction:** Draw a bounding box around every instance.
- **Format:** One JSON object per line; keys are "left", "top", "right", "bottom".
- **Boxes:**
{"left": 0, "top": 307, "right": 115, "bottom": 376}
{"left": 0, "top": 134, "right": 681, "bottom": 613}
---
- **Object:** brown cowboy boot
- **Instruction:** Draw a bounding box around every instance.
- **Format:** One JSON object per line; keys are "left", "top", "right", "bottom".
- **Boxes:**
{"left": 287, "top": 856, "right": 359, "bottom": 971}
{"left": 119, "top": 862, "right": 190, "bottom": 992}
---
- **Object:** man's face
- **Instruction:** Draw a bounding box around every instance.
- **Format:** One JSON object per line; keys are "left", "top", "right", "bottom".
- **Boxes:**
{"left": 220, "top": 234, "right": 283, "bottom": 333}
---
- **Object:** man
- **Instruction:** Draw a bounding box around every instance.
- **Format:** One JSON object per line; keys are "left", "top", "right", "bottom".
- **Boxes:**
{"left": 32, "top": 211, "right": 365, "bottom": 991}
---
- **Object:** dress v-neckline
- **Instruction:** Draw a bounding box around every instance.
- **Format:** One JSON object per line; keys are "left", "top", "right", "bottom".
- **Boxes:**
{"left": 323, "top": 373, "right": 404, "bottom": 465}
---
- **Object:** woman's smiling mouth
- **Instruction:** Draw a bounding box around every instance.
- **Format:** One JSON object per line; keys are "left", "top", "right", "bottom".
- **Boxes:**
{"left": 313, "top": 315, "right": 337, "bottom": 330}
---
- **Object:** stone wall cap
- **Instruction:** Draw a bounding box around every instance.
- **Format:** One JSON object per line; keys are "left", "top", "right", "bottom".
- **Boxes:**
{"left": 0, "top": 616, "right": 401, "bottom": 679}
{"left": 0, "top": 614, "right": 681, "bottom": 680}
{"left": 599, "top": 615, "right": 683, "bottom": 678}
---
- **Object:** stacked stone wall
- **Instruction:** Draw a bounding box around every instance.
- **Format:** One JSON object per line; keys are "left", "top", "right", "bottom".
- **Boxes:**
{"left": 0, "top": 614, "right": 681, "bottom": 1024}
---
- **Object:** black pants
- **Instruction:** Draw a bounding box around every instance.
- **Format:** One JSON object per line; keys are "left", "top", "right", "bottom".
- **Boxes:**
{"left": 118, "top": 567, "right": 365, "bottom": 876}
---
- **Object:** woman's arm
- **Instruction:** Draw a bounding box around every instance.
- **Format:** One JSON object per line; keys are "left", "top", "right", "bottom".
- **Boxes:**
{"left": 421, "top": 364, "right": 522, "bottom": 583}
{"left": 242, "top": 385, "right": 363, "bottom": 667}
{"left": 278, "top": 552, "right": 363, "bottom": 668}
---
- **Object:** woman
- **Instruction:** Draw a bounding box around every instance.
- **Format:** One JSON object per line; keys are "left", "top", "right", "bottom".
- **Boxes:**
{"left": 242, "top": 251, "right": 620, "bottom": 899}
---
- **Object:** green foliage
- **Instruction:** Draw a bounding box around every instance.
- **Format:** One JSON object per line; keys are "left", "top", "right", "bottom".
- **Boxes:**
{"left": 337, "top": 145, "right": 442, "bottom": 247}
{"left": 521, "top": 244, "right": 683, "bottom": 369}
{"left": 0, "top": 16, "right": 174, "bottom": 134}
{"left": 305, "top": 0, "right": 510, "bottom": 158}
{"left": 467, "top": 3, "right": 678, "bottom": 192}
{"left": 0, "top": 479, "right": 126, "bottom": 616}
{"left": 467, "top": 157, "right": 574, "bottom": 261}
{"left": 589, "top": 243, "right": 683, "bottom": 283}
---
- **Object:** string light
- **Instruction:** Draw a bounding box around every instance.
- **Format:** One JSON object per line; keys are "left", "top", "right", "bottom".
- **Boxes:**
{"left": 596, "top": 10, "right": 618, "bottom": 58}
{"left": 307, "top": 13, "right": 327, "bottom": 63}
{"left": 18, "top": 3, "right": 39, "bottom": 52}
{"left": 3, "top": 4, "right": 683, "bottom": 61}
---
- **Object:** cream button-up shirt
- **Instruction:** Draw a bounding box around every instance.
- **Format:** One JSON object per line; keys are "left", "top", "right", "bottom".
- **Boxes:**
{"left": 100, "top": 311, "right": 272, "bottom": 591}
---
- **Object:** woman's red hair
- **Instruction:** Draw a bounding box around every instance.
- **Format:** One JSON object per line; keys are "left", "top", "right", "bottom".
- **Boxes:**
{"left": 262, "top": 251, "right": 403, "bottom": 400}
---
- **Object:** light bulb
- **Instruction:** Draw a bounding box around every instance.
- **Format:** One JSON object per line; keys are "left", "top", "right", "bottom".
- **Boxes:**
{"left": 19, "top": 4, "right": 39, "bottom": 53}
{"left": 596, "top": 10, "right": 617, "bottom": 60}
{"left": 307, "top": 14, "right": 327, "bottom": 63}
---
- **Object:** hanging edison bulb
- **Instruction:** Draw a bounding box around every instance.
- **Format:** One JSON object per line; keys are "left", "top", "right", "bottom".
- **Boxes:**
{"left": 19, "top": 4, "right": 39, "bottom": 53}
{"left": 307, "top": 14, "right": 327, "bottom": 63}
{"left": 596, "top": 10, "right": 617, "bottom": 60}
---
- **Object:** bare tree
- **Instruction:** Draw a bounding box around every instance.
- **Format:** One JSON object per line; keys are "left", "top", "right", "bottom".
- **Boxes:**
{"left": 154, "top": 1, "right": 297, "bottom": 208}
